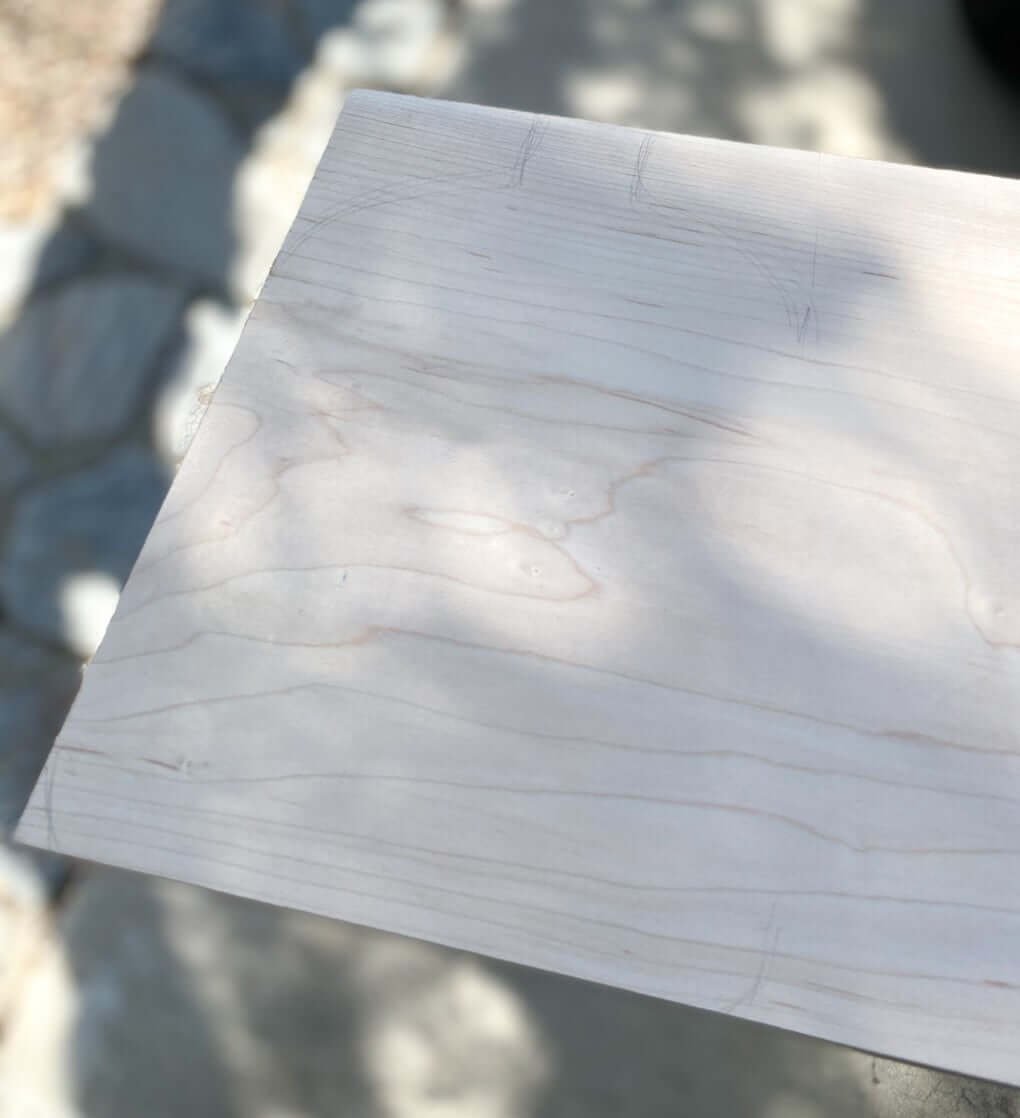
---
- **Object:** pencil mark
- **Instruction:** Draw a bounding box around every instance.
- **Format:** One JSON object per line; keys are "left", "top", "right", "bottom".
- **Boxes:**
{"left": 798, "top": 158, "right": 822, "bottom": 344}
{"left": 629, "top": 133, "right": 798, "bottom": 327}
{"left": 43, "top": 751, "right": 60, "bottom": 852}
{"left": 722, "top": 901, "right": 781, "bottom": 1012}
{"left": 797, "top": 305, "right": 813, "bottom": 344}
{"left": 280, "top": 167, "right": 497, "bottom": 262}
{"left": 510, "top": 115, "right": 549, "bottom": 187}
{"left": 56, "top": 744, "right": 106, "bottom": 758}
{"left": 798, "top": 222, "right": 821, "bottom": 344}
{"left": 631, "top": 133, "right": 655, "bottom": 203}
{"left": 746, "top": 246, "right": 797, "bottom": 330}
{"left": 143, "top": 756, "right": 183, "bottom": 772}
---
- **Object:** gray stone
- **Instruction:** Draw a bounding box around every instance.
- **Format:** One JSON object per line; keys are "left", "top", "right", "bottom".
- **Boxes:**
{"left": 0, "top": 632, "right": 79, "bottom": 835}
{"left": 147, "top": 0, "right": 408, "bottom": 89}
{"left": 290, "top": 0, "right": 364, "bottom": 46}
{"left": 149, "top": 0, "right": 309, "bottom": 86}
{"left": 0, "top": 218, "right": 101, "bottom": 333}
{"left": 24, "top": 223, "right": 104, "bottom": 299}
{"left": 26, "top": 223, "right": 105, "bottom": 297}
{"left": 0, "top": 869, "right": 1016, "bottom": 1118}
{"left": 82, "top": 69, "right": 244, "bottom": 290}
{"left": 0, "top": 431, "right": 32, "bottom": 497}
{"left": 0, "top": 275, "right": 184, "bottom": 449}
{"left": 0, "top": 448, "right": 168, "bottom": 655}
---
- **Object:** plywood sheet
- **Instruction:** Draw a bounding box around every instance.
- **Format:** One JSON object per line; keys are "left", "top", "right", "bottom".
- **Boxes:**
{"left": 18, "top": 91, "right": 1020, "bottom": 1084}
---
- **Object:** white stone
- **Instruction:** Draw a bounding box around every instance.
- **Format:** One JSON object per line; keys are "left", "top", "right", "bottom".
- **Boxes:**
{"left": 59, "top": 572, "right": 122, "bottom": 660}
{"left": 0, "top": 847, "right": 48, "bottom": 1015}
{"left": 152, "top": 299, "right": 250, "bottom": 466}
{"left": 0, "top": 221, "right": 53, "bottom": 329}
{"left": 0, "top": 893, "right": 78, "bottom": 1118}
{"left": 0, "top": 846, "right": 67, "bottom": 1113}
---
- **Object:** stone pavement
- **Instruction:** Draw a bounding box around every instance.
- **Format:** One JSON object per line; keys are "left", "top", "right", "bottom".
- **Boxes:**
{"left": 1, "top": 0, "right": 1019, "bottom": 1114}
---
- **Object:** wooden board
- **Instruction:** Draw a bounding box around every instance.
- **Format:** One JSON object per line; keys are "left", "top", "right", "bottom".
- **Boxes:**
{"left": 17, "top": 91, "right": 1020, "bottom": 1084}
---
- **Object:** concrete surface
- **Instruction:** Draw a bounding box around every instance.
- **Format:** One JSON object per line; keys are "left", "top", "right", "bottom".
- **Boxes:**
{"left": 3, "top": 870, "right": 1018, "bottom": 1118}
{"left": 1, "top": 0, "right": 1018, "bottom": 1114}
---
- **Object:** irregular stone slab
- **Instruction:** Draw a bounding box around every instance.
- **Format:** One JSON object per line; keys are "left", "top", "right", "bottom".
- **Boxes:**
{"left": 0, "top": 275, "right": 184, "bottom": 448}
{"left": 0, "top": 449, "right": 167, "bottom": 655}
{"left": 81, "top": 70, "right": 243, "bottom": 290}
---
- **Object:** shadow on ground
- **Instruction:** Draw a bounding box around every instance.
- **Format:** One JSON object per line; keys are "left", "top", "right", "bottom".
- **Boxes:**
{"left": 446, "top": 0, "right": 1019, "bottom": 174}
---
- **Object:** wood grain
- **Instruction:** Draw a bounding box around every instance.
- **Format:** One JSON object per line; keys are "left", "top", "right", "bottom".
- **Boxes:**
{"left": 17, "top": 91, "right": 1020, "bottom": 1084}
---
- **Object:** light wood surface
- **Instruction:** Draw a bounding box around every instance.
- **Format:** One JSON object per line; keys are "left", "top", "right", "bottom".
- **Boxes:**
{"left": 18, "top": 91, "right": 1020, "bottom": 1084}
